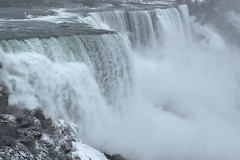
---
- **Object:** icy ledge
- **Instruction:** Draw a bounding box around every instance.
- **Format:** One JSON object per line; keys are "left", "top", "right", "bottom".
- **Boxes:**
{"left": 0, "top": 112, "right": 108, "bottom": 160}
{"left": 0, "top": 85, "right": 108, "bottom": 160}
{"left": 56, "top": 120, "right": 108, "bottom": 160}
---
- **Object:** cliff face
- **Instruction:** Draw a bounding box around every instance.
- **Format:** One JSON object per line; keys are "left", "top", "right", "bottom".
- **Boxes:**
{"left": 0, "top": 85, "right": 108, "bottom": 160}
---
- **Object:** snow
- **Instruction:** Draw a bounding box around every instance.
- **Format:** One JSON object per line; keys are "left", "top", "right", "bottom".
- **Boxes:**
{"left": 0, "top": 112, "right": 108, "bottom": 160}
{"left": 72, "top": 140, "right": 108, "bottom": 160}
{"left": 41, "top": 134, "right": 54, "bottom": 144}
{"left": 0, "top": 114, "right": 15, "bottom": 122}
{"left": 54, "top": 120, "right": 107, "bottom": 160}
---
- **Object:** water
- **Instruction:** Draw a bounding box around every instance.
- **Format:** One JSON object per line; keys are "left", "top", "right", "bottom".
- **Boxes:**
{"left": 79, "top": 6, "right": 187, "bottom": 48}
{"left": 1, "top": 4, "right": 240, "bottom": 160}
{"left": 0, "top": 34, "right": 130, "bottom": 123}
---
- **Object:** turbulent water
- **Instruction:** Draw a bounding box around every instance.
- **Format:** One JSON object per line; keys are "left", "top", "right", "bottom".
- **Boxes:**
{"left": 1, "top": 4, "right": 240, "bottom": 160}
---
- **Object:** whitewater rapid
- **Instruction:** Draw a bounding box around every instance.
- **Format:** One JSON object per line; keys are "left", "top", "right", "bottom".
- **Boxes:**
{"left": 1, "top": 4, "right": 240, "bottom": 160}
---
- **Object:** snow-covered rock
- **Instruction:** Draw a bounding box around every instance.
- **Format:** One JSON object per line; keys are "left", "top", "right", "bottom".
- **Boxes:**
{"left": 0, "top": 85, "right": 107, "bottom": 160}
{"left": 0, "top": 111, "right": 108, "bottom": 160}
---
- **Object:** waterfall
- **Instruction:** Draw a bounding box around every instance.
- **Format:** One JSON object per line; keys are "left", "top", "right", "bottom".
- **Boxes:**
{"left": 178, "top": 5, "right": 192, "bottom": 41}
{"left": 1, "top": 4, "right": 239, "bottom": 160}
{"left": 0, "top": 33, "right": 130, "bottom": 123}
{"left": 78, "top": 5, "right": 191, "bottom": 48}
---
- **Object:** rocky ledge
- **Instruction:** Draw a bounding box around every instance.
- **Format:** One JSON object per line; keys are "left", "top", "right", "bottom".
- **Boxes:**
{"left": 0, "top": 85, "right": 126, "bottom": 160}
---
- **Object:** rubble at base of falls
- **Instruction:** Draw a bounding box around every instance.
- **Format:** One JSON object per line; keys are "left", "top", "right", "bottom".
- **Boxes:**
{"left": 0, "top": 85, "right": 108, "bottom": 160}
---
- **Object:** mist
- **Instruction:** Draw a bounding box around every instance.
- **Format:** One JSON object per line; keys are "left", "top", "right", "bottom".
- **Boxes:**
{"left": 72, "top": 4, "right": 240, "bottom": 160}
{"left": 78, "top": 14, "right": 240, "bottom": 159}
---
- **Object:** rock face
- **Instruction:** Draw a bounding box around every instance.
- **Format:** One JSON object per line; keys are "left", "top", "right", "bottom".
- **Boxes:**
{"left": 104, "top": 153, "right": 126, "bottom": 160}
{"left": 0, "top": 85, "right": 108, "bottom": 160}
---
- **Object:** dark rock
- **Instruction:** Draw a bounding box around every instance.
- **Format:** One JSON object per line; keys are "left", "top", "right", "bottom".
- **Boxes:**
{"left": 48, "top": 149, "right": 58, "bottom": 158}
{"left": 41, "top": 118, "right": 53, "bottom": 130}
{"left": 33, "top": 108, "right": 45, "bottom": 121}
{"left": 19, "top": 138, "right": 35, "bottom": 149}
{"left": 104, "top": 153, "right": 112, "bottom": 159}
{"left": 104, "top": 153, "right": 126, "bottom": 160}
{"left": 0, "top": 85, "right": 9, "bottom": 108}
{"left": 64, "top": 148, "right": 72, "bottom": 154}
{"left": 16, "top": 117, "right": 24, "bottom": 123}
{"left": 112, "top": 154, "right": 126, "bottom": 160}
{"left": 34, "top": 133, "right": 42, "bottom": 140}
{"left": 19, "top": 121, "right": 33, "bottom": 128}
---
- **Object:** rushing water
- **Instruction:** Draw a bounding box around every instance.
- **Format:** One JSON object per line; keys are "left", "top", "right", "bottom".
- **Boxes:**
{"left": 1, "top": 4, "right": 240, "bottom": 160}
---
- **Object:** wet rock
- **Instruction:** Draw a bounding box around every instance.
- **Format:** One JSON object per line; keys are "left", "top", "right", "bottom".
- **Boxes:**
{"left": 33, "top": 108, "right": 46, "bottom": 121}
{"left": 112, "top": 154, "right": 126, "bottom": 160}
{"left": 104, "top": 153, "right": 126, "bottom": 160}
{"left": 104, "top": 153, "right": 112, "bottom": 159}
